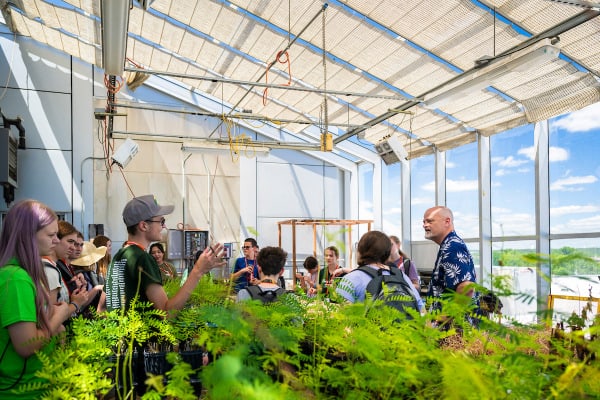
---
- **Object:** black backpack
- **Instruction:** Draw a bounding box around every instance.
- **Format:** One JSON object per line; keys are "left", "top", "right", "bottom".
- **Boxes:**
{"left": 403, "top": 258, "right": 412, "bottom": 277}
{"left": 357, "top": 266, "right": 420, "bottom": 317}
{"left": 246, "top": 285, "right": 286, "bottom": 304}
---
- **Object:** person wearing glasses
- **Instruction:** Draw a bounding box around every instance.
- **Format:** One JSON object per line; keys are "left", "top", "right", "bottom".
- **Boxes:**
{"left": 104, "top": 194, "right": 226, "bottom": 397}
{"left": 105, "top": 194, "right": 226, "bottom": 313}
{"left": 231, "top": 238, "right": 260, "bottom": 293}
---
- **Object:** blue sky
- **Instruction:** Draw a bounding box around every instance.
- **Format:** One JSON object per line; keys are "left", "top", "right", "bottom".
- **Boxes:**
{"left": 406, "top": 101, "right": 600, "bottom": 245}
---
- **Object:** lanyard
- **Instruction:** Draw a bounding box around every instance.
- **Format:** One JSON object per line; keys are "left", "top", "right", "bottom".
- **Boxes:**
{"left": 125, "top": 241, "right": 146, "bottom": 251}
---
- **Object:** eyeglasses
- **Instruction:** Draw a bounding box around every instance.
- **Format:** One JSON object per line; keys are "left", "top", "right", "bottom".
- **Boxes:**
{"left": 146, "top": 218, "right": 166, "bottom": 227}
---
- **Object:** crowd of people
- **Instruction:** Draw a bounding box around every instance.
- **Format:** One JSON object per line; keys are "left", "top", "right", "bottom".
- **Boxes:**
{"left": 0, "top": 194, "right": 479, "bottom": 398}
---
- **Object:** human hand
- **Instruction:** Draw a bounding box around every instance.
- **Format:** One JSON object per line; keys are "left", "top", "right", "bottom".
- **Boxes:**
{"left": 70, "top": 286, "right": 91, "bottom": 308}
{"left": 52, "top": 301, "right": 71, "bottom": 325}
{"left": 194, "top": 243, "right": 227, "bottom": 275}
{"left": 75, "top": 273, "right": 87, "bottom": 288}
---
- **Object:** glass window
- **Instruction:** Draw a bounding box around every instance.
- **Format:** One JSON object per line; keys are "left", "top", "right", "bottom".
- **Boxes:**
{"left": 490, "top": 124, "right": 536, "bottom": 237}
{"left": 358, "top": 163, "right": 373, "bottom": 221}
{"left": 489, "top": 240, "right": 538, "bottom": 324}
{"left": 549, "top": 103, "right": 600, "bottom": 234}
{"left": 382, "top": 163, "right": 401, "bottom": 235}
{"left": 446, "top": 141, "right": 479, "bottom": 238}
{"left": 549, "top": 238, "right": 600, "bottom": 328}
{"left": 410, "top": 154, "right": 435, "bottom": 241}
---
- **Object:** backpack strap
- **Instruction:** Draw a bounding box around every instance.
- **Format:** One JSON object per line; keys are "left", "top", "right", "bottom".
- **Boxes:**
{"left": 245, "top": 285, "right": 285, "bottom": 302}
{"left": 245, "top": 285, "right": 263, "bottom": 300}
{"left": 402, "top": 258, "right": 411, "bottom": 276}
{"left": 356, "top": 266, "right": 388, "bottom": 300}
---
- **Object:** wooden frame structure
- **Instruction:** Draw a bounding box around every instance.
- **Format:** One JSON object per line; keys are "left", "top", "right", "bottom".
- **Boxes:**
{"left": 277, "top": 219, "right": 373, "bottom": 289}
{"left": 547, "top": 294, "right": 600, "bottom": 325}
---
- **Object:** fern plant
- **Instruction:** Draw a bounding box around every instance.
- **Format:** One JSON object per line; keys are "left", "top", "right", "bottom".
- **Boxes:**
{"left": 11, "top": 267, "right": 599, "bottom": 399}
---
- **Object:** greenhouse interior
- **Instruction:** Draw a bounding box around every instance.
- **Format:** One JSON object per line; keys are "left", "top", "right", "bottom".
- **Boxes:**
{"left": 0, "top": 0, "right": 599, "bottom": 398}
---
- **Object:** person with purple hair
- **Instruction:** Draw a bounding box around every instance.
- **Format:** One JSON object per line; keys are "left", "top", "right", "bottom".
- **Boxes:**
{"left": 0, "top": 200, "right": 75, "bottom": 398}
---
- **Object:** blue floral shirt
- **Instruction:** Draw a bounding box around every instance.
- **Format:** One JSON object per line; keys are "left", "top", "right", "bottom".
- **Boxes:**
{"left": 427, "top": 231, "right": 477, "bottom": 314}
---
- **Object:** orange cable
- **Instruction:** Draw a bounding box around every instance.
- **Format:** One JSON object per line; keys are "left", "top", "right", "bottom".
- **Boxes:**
{"left": 117, "top": 166, "right": 135, "bottom": 198}
{"left": 262, "top": 51, "right": 292, "bottom": 106}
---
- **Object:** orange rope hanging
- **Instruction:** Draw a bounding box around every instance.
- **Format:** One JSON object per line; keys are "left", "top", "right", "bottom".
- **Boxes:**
{"left": 262, "top": 50, "right": 292, "bottom": 106}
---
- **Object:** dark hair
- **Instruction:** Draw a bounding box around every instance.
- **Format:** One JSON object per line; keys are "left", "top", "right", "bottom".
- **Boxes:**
{"left": 256, "top": 246, "right": 287, "bottom": 276}
{"left": 357, "top": 231, "right": 391, "bottom": 267}
{"left": 244, "top": 237, "right": 258, "bottom": 248}
{"left": 58, "top": 220, "right": 78, "bottom": 239}
{"left": 149, "top": 242, "right": 165, "bottom": 254}
{"left": 0, "top": 199, "right": 55, "bottom": 334}
{"left": 93, "top": 235, "right": 111, "bottom": 247}
{"left": 93, "top": 235, "right": 112, "bottom": 277}
{"left": 389, "top": 234, "right": 409, "bottom": 259}
{"left": 325, "top": 245, "right": 339, "bottom": 258}
{"left": 303, "top": 256, "right": 318, "bottom": 270}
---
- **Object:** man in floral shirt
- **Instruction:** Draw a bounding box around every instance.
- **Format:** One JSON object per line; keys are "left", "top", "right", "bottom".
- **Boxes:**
{"left": 423, "top": 206, "right": 478, "bottom": 327}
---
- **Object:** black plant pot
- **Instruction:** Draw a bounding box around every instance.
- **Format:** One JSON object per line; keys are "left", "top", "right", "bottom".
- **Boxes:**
{"left": 108, "top": 351, "right": 138, "bottom": 400}
{"left": 143, "top": 350, "right": 204, "bottom": 396}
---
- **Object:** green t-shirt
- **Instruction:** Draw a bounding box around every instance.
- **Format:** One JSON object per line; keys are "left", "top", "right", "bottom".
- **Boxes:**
{"left": 105, "top": 244, "right": 162, "bottom": 311}
{"left": 0, "top": 259, "right": 54, "bottom": 399}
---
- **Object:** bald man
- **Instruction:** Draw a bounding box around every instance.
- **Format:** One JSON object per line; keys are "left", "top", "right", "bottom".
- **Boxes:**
{"left": 423, "top": 206, "right": 478, "bottom": 326}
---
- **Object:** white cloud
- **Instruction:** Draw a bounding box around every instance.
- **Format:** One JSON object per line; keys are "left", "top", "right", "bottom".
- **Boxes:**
{"left": 422, "top": 179, "right": 478, "bottom": 192}
{"left": 518, "top": 147, "right": 535, "bottom": 160}
{"left": 495, "top": 169, "right": 506, "bottom": 176}
{"left": 491, "top": 212, "right": 536, "bottom": 236}
{"left": 422, "top": 181, "right": 435, "bottom": 192}
{"left": 551, "top": 204, "right": 600, "bottom": 216}
{"left": 517, "top": 146, "right": 569, "bottom": 162}
{"left": 552, "top": 102, "right": 600, "bottom": 133}
{"left": 498, "top": 155, "right": 528, "bottom": 167}
{"left": 550, "top": 175, "right": 597, "bottom": 191}
{"left": 446, "top": 179, "right": 478, "bottom": 192}
{"left": 550, "top": 147, "right": 569, "bottom": 162}
{"left": 551, "top": 214, "right": 600, "bottom": 234}
{"left": 411, "top": 196, "right": 434, "bottom": 205}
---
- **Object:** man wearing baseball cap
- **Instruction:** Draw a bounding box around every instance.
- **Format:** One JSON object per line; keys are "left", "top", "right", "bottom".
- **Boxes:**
{"left": 105, "top": 194, "right": 226, "bottom": 313}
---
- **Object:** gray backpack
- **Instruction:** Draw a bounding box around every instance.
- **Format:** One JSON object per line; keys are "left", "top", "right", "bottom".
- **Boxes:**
{"left": 246, "top": 285, "right": 285, "bottom": 304}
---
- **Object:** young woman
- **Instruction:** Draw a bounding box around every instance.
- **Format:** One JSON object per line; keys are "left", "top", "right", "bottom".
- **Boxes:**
{"left": 149, "top": 242, "right": 178, "bottom": 281}
{"left": 92, "top": 235, "right": 112, "bottom": 284}
{"left": 0, "top": 200, "right": 74, "bottom": 398}
{"left": 319, "top": 246, "right": 351, "bottom": 285}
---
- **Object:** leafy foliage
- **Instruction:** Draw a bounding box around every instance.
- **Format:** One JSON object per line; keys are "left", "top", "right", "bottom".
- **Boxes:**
{"left": 13, "top": 275, "right": 598, "bottom": 399}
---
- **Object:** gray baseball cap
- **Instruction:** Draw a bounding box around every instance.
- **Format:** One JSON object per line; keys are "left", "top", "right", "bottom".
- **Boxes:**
{"left": 122, "top": 194, "right": 174, "bottom": 227}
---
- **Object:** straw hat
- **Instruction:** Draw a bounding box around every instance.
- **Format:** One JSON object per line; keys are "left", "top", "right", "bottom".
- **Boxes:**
{"left": 71, "top": 241, "right": 107, "bottom": 267}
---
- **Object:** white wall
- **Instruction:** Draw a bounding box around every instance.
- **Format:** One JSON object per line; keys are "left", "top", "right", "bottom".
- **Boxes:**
{"left": 0, "top": 30, "right": 353, "bottom": 270}
{"left": 0, "top": 32, "right": 93, "bottom": 218}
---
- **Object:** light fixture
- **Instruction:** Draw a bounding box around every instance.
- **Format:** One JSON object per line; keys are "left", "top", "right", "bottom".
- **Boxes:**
{"left": 181, "top": 142, "right": 270, "bottom": 157}
{"left": 423, "top": 39, "right": 560, "bottom": 109}
{"left": 101, "top": 0, "right": 131, "bottom": 76}
{"left": 374, "top": 135, "right": 408, "bottom": 165}
{"left": 111, "top": 138, "right": 139, "bottom": 168}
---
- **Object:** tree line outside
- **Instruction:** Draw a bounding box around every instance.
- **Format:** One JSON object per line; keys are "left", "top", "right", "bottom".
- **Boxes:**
{"left": 489, "top": 246, "right": 600, "bottom": 276}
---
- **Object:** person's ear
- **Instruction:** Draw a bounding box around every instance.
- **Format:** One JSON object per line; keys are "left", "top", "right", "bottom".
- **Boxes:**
{"left": 138, "top": 220, "right": 149, "bottom": 232}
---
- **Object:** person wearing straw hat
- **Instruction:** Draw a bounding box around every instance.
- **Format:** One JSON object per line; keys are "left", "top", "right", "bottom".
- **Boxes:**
{"left": 71, "top": 241, "right": 108, "bottom": 287}
{"left": 71, "top": 241, "right": 108, "bottom": 314}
